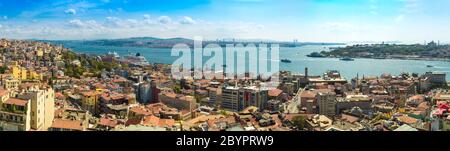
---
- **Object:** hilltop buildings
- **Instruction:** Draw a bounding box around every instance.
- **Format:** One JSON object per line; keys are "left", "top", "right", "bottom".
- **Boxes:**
{"left": 0, "top": 39, "right": 449, "bottom": 131}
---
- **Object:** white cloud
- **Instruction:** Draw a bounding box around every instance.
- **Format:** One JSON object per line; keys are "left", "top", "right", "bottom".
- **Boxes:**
{"left": 395, "top": 15, "right": 405, "bottom": 22}
{"left": 69, "top": 19, "right": 84, "bottom": 27}
{"left": 179, "top": 16, "right": 197, "bottom": 25}
{"left": 106, "top": 17, "right": 139, "bottom": 28}
{"left": 64, "top": 9, "right": 77, "bottom": 15}
{"left": 0, "top": 24, "right": 2, "bottom": 28}
{"left": 158, "top": 16, "right": 172, "bottom": 24}
{"left": 143, "top": 14, "right": 151, "bottom": 19}
{"left": 69, "top": 19, "right": 104, "bottom": 30}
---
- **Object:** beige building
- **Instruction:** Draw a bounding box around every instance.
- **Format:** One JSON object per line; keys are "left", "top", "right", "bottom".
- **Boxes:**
{"left": 17, "top": 87, "right": 55, "bottom": 130}
{"left": 0, "top": 97, "right": 32, "bottom": 131}
{"left": 81, "top": 91, "right": 99, "bottom": 115}
{"left": 317, "top": 92, "right": 337, "bottom": 117}
{"left": 3, "top": 77, "right": 21, "bottom": 90}
{"left": 12, "top": 66, "right": 28, "bottom": 80}
{"left": 159, "top": 92, "right": 196, "bottom": 111}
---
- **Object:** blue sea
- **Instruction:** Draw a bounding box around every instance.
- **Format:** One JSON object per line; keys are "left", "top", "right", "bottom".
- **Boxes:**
{"left": 61, "top": 43, "right": 450, "bottom": 81}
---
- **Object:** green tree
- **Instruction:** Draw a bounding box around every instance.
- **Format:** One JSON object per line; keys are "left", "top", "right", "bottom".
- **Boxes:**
{"left": 0, "top": 66, "right": 7, "bottom": 74}
{"left": 172, "top": 85, "right": 181, "bottom": 93}
{"left": 292, "top": 115, "right": 307, "bottom": 131}
{"left": 219, "top": 110, "right": 228, "bottom": 116}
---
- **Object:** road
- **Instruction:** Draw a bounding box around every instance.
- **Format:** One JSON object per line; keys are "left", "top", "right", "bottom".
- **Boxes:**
{"left": 283, "top": 88, "right": 304, "bottom": 114}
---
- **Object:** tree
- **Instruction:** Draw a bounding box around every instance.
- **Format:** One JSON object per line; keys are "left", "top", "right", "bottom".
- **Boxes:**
{"left": 172, "top": 85, "right": 181, "bottom": 93}
{"left": 219, "top": 110, "right": 228, "bottom": 116}
{"left": 121, "top": 63, "right": 129, "bottom": 70}
{"left": 0, "top": 66, "right": 7, "bottom": 74}
{"left": 292, "top": 115, "right": 307, "bottom": 131}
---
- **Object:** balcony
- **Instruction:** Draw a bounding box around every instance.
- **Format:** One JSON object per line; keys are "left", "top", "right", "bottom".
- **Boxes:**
{"left": 0, "top": 106, "right": 27, "bottom": 114}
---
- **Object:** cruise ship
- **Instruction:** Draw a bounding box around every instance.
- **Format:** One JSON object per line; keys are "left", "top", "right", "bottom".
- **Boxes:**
{"left": 107, "top": 51, "right": 120, "bottom": 58}
{"left": 121, "top": 53, "right": 150, "bottom": 66}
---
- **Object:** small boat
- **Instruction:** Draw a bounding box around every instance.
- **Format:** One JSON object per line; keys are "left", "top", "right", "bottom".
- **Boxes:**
{"left": 426, "top": 65, "right": 433, "bottom": 68}
{"left": 281, "top": 59, "right": 292, "bottom": 63}
{"left": 306, "top": 52, "right": 325, "bottom": 58}
{"left": 340, "top": 57, "right": 355, "bottom": 61}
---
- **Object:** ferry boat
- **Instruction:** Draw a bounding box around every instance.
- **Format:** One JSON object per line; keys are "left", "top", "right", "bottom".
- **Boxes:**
{"left": 340, "top": 57, "right": 355, "bottom": 61}
{"left": 426, "top": 65, "right": 434, "bottom": 68}
{"left": 306, "top": 52, "right": 325, "bottom": 58}
{"left": 281, "top": 59, "right": 292, "bottom": 63}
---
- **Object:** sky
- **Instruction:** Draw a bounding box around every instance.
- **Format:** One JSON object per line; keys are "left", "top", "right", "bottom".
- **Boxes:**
{"left": 0, "top": 0, "right": 449, "bottom": 43}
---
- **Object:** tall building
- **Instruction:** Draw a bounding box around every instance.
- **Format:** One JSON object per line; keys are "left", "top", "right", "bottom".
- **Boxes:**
{"left": 317, "top": 92, "right": 337, "bottom": 117}
{"left": 136, "top": 81, "right": 160, "bottom": 104}
{"left": 221, "top": 86, "right": 240, "bottom": 111}
{"left": 207, "top": 87, "right": 221, "bottom": 106}
{"left": 150, "top": 81, "right": 161, "bottom": 103}
{"left": 221, "top": 86, "right": 268, "bottom": 111}
{"left": 238, "top": 86, "right": 268, "bottom": 111}
{"left": 17, "top": 87, "right": 55, "bottom": 130}
{"left": 81, "top": 91, "right": 99, "bottom": 115}
{"left": 137, "top": 82, "right": 151, "bottom": 104}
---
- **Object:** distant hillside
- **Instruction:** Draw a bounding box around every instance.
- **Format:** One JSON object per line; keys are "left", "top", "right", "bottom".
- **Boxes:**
{"left": 41, "top": 37, "right": 345, "bottom": 48}
{"left": 311, "top": 42, "right": 450, "bottom": 60}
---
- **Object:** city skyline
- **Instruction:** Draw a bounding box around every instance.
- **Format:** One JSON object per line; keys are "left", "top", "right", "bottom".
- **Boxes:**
{"left": 0, "top": 0, "right": 450, "bottom": 43}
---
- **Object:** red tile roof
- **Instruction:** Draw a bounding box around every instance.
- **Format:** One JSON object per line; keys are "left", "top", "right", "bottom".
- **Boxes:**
{"left": 142, "top": 115, "right": 160, "bottom": 126}
{"left": 0, "top": 89, "right": 9, "bottom": 97}
{"left": 125, "top": 118, "right": 142, "bottom": 126}
{"left": 51, "top": 119, "right": 83, "bottom": 131}
{"left": 81, "top": 91, "right": 97, "bottom": 96}
{"left": 129, "top": 106, "right": 152, "bottom": 116}
{"left": 268, "top": 89, "right": 283, "bottom": 97}
{"left": 397, "top": 115, "right": 418, "bottom": 124}
{"left": 300, "top": 90, "right": 316, "bottom": 99}
{"left": 4, "top": 98, "right": 28, "bottom": 106}
{"left": 142, "top": 115, "right": 175, "bottom": 127}
{"left": 341, "top": 114, "right": 359, "bottom": 123}
{"left": 55, "top": 92, "right": 66, "bottom": 100}
{"left": 99, "top": 117, "right": 118, "bottom": 128}
{"left": 409, "top": 95, "right": 425, "bottom": 101}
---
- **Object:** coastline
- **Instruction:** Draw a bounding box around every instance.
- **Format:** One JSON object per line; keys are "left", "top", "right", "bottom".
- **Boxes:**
{"left": 317, "top": 56, "right": 450, "bottom": 62}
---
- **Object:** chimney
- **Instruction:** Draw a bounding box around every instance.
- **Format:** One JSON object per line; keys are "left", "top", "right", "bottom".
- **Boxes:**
{"left": 305, "top": 67, "right": 308, "bottom": 78}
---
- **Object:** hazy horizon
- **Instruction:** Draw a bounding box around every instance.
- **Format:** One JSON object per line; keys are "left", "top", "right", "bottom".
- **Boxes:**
{"left": 0, "top": 0, "right": 450, "bottom": 43}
